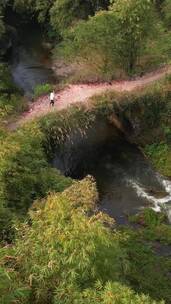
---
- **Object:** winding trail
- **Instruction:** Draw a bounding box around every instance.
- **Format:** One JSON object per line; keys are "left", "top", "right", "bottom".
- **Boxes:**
{"left": 12, "top": 66, "right": 171, "bottom": 128}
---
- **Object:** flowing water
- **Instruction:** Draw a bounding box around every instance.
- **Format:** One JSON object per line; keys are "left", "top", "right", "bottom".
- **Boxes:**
{"left": 9, "top": 24, "right": 55, "bottom": 97}
{"left": 53, "top": 122, "right": 171, "bottom": 224}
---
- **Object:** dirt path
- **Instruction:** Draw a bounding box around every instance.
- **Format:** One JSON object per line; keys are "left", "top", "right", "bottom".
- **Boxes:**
{"left": 12, "top": 66, "right": 171, "bottom": 128}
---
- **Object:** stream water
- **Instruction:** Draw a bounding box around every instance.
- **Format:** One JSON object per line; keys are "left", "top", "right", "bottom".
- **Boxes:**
{"left": 9, "top": 24, "right": 55, "bottom": 97}
{"left": 53, "top": 122, "right": 171, "bottom": 224}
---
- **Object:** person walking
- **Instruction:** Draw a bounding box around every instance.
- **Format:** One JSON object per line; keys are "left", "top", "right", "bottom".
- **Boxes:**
{"left": 50, "top": 90, "right": 55, "bottom": 107}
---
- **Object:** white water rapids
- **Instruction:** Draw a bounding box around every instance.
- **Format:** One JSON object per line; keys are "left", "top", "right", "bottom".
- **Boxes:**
{"left": 128, "top": 175, "right": 171, "bottom": 221}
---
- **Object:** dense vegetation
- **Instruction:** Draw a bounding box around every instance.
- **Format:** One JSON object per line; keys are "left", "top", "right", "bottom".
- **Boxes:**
{"left": 0, "top": 177, "right": 171, "bottom": 303}
{"left": 56, "top": 0, "right": 171, "bottom": 80}
{"left": 0, "top": 0, "right": 171, "bottom": 303}
{"left": 0, "top": 63, "right": 27, "bottom": 124}
{"left": 0, "top": 77, "right": 170, "bottom": 302}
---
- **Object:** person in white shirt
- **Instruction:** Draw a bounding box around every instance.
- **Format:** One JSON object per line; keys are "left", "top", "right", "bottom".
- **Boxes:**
{"left": 50, "top": 91, "right": 55, "bottom": 106}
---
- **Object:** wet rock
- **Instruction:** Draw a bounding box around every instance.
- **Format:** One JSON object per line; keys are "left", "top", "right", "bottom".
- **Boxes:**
{"left": 146, "top": 188, "right": 168, "bottom": 199}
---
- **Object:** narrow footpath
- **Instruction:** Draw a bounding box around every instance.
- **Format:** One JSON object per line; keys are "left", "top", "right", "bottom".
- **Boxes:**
{"left": 12, "top": 66, "right": 171, "bottom": 128}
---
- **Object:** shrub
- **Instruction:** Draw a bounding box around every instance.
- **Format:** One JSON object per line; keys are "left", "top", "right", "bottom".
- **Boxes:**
{"left": 121, "top": 226, "right": 171, "bottom": 303}
{"left": 0, "top": 179, "right": 127, "bottom": 302}
{"left": 129, "top": 209, "right": 166, "bottom": 228}
{"left": 0, "top": 122, "right": 72, "bottom": 213}
{"left": 34, "top": 83, "right": 53, "bottom": 98}
{"left": 140, "top": 223, "right": 171, "bottom": 245}
{"left": 0, "top": 64, "right": 27, "bottom": 120}
{"left": 0, "top": 178, "right": 166, "bottom": 304}
{"left": 144, "top": 143, "right": 171, "bottom": 176}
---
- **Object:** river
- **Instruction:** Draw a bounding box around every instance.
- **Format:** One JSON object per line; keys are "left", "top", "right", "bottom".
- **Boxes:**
{"left": 53, "top": 121, "right": 171, "bottom": 224}
{"left": 9, "top": 24, "right": 55, "bottom": 97}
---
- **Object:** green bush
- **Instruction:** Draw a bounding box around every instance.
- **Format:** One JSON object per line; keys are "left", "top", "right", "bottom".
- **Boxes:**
{"left": 56, "top": 0, "right": 165, "bottom": 78}
{"left": 121, "top": 226, "right": 171, "bottom": 303}
{"left": 34, "top": 83, "right": 53, "bottom": 98}
{"left": 0, "top": 178, "right": 167, "bottom": 304}
{"left": 53, "top": 281, "right": 165, "bottom": 304}
{"left": 129, "top": 209, "right": 166, "bottom": 228}
{"left": 0, "top": 122, "right": 72, "bottom": 214}
{"left": 0, "top": 63, "right": 27, "bottom": 120}
{"left": 129, "top": 209, "right": 171, "bottom": 245}
{"left": 0, "top": 94, "right": 27, "bottom": 119}
{"left": 38, "top": 104, "right": 96, "bottom": 160}
{"left": 143, "top": 224, "right": 171, "bottom": 245}
{"left": 144, "top": 143, "right": 171, "bottom": 176}
{"left": 0, "top": 265, "right": 30, "bottom": 304}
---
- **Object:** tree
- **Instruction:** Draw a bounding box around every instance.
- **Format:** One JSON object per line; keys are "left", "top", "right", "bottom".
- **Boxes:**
{"left": 110, "top": 0, "right": 157, "bottom": 73}
{"left": 162, "top": 0, "right": 171, "bottom": 26}
{"left": 13, "top": 0, "right": 54, "bottom": 23}
{"left": 57, "top": 10, "right": 120, "bottom": 78}
{"left": 57, "top": 0, "right": 158, "bottom": 76}
{"left": 50, "top": 0, "right": 110, "bottom": 33}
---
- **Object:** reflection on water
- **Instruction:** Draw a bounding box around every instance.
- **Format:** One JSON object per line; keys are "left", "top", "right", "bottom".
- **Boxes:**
{"left": 53, "top": 123, "right": 171, "bottom": 224}
{"left": 10, "top": 25, "right": 55, "bottom": 97}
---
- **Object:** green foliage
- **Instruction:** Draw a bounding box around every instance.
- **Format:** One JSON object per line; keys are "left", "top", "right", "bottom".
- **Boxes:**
{"left": 89, "top": 77, "right": 170, "bottom": 144}
{"left": 143, "top": 223, "right": 171, "bottom": 245}
{"left": 0, "top": 64, "right": 27, "bottom": 120}
{"left": 144, "top": 143, "right": 171, "bottom": 176}
{"left": 39, "top": 105, "right": 96, "bottom": 159}
{"left": 0, "top": 63, "right": 17, "bottom": 92}
{"left": 0, "top": 123, "right": 72, "bottom": 213}
{"left": 50, "top": 0, "right": 92, "bottom": 33}
{"left": 129, "top": 209, "right": 171, "bottom": 244}
{"left": 0, "top": 178, "right": 168, "bottom": 303}
{"left": 110, "top": 0, "right": 158, "bottom": 74}
{"left": 53, "top": 281, "right": 165, "bottom": 304}
{"left": 125, "top": 209, "right": 171, "bottom": 303}
{"left": 8, "top": 179, "right": 122, "bottom": 302}
{"left": 0, "top": 94, "right": 27, "bottom": 120}
{"left": 129, "top": 208, "right": 166, "bottom": 228}
{"left": 34, "top": 83, "right": 53, "bottom": 98}
{"left": 0, "top": 265, "right": 30, "bottom": 304}
{"left": 57, "top": 0, "right": 160, "bottom": 77}
{"left": 162, "top": 125, "right": 171, "bottom": 143}
{"left": 162, "top": 0, "right": 171, "bottom": 27}
{"left": 0, "top": 206, "right": 16, "bottom": 242}
{"left": 13, "top": 0, "right": 48, "bottom": 22}
{"left": 50, "top": 0, "right": 110, "bottom": 34}
{"left": 57, "top": 10, "right": 119, "bottom": 79}
{"left": 121, "top": 229, "right": 171, "bottom": 303}
{"left": 12, "top": 0, "right": 110, "bottom": 31}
